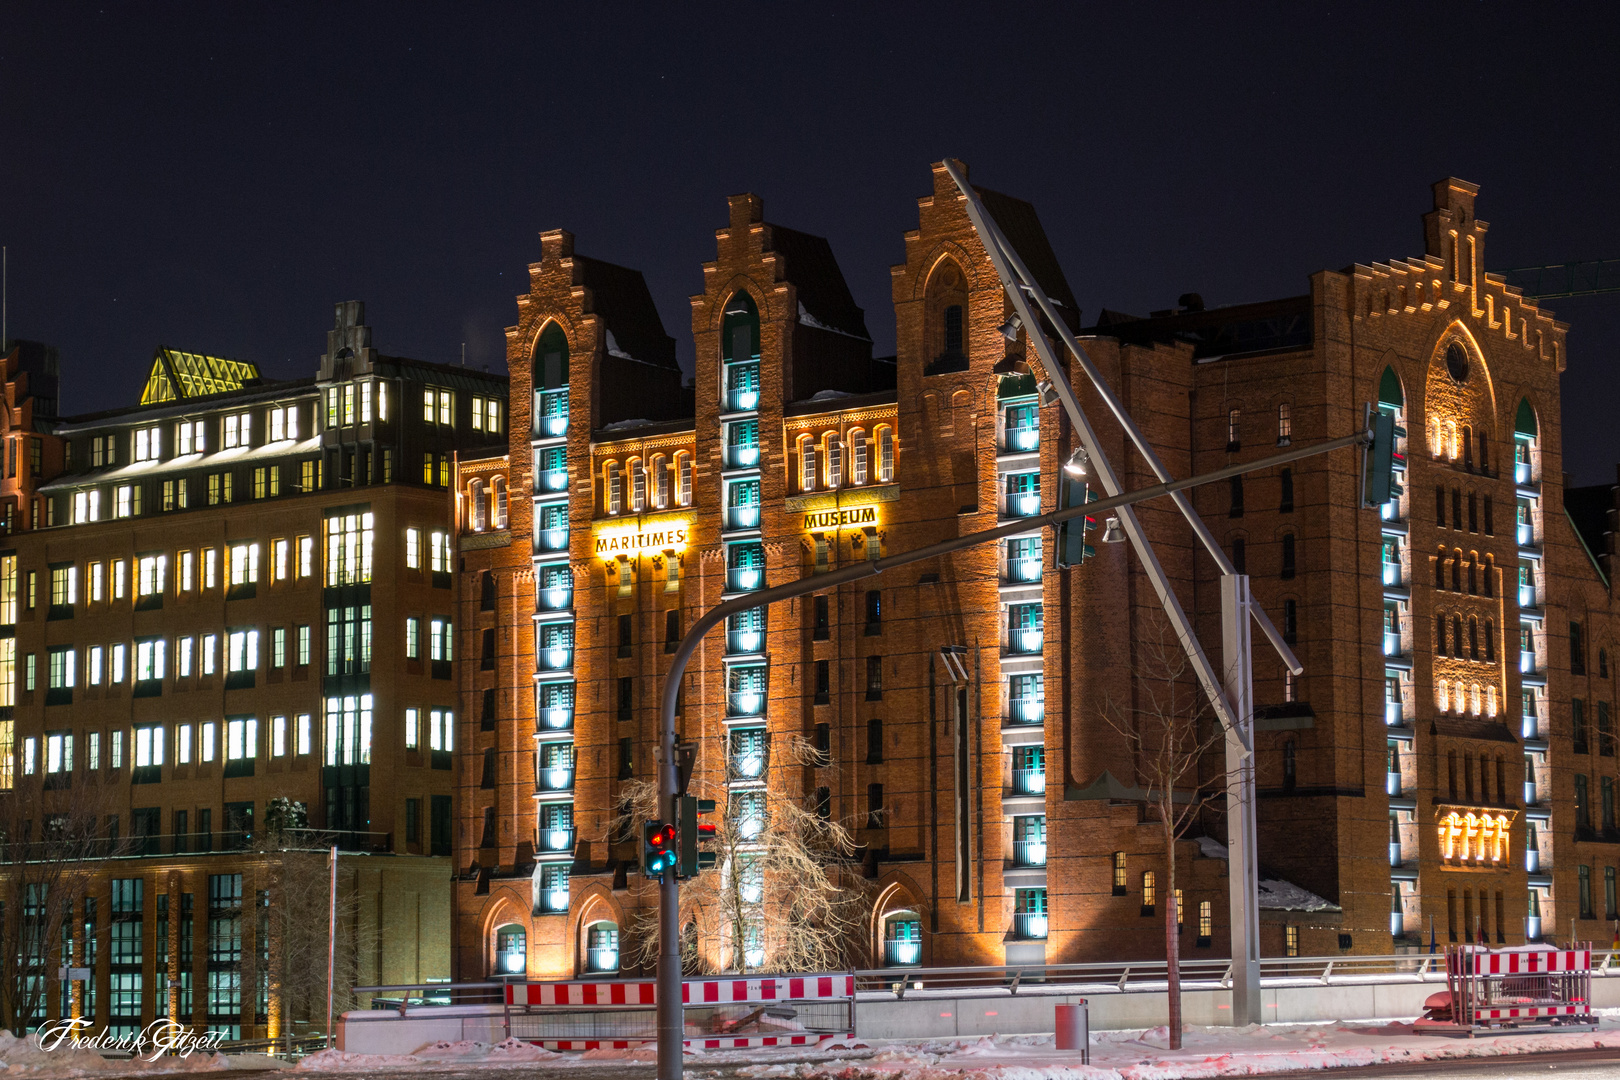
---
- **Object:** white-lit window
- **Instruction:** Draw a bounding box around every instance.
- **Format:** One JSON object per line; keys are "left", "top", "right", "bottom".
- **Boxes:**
{"left": 430, "top": 708, "right": 454, "bottom": 752}
{"left": 296, "top": 535, "right": 314, "bottom": 577}
{"left": 179, "top": 551, "right": 193, "bottom": 591}
{"left": 228, "top": 543, "right": 260, "bottom": 586}
{"left": 135, "top": 725, "right": 164, "bottom": 767}
{"left": 429, "top": 618, "right": 453, "bottom": 661}
{"left": 1278, "top": 402, "right": 1292, "bottom": 443}
{"left": 271, "top": 715, "right": 287, "bottom": 756}
{"left": 272, "top": 539, "right": 289, "bottom": 581}
{"left": 176, "top": 420, "right": 205, "bottom": 455}
{"left": 89, "top": 561, "right": 104, "bottom": 602}
{"left": 113, "top": 558, "right": 126, "bottom": 599}
{"left": 203, "top": 548, "right": 217, "bottom": 589}
{"left": 114, "top": 485, "right": 136, "bottom": 518}
{"left": 226, "top": 717, "right": 257, "bottom": 761}
{"left": 178, "top": 637, "right": 193, "bottom": 677}
{"left": 223, "top": 412, "right": 252, "bottom": 448}
{"left": 177, "top": 723, "right": 192, "bottom": 764}
{"left": 48, "top": 648, "right": 75, "bottom": 689}
{"left": 405, "top": 528, "right": 422, "bottom": 569}
{"left": 877, "top": 428, "right": 895, "bottom": 482}
{"left": 269, "top": 405, "right": 299, "bottom": 441}
{"left": 405, "top": 707, "right": 419, "bottom": 750}
{"left": 324, "top": 693, "right": 374, "bottom": 766}
{"left": 22, "top": 736, "right": 35, "bottom": 775}
{"left": 88, "top": 645, "right": 104, "bottom": 685}
{"left": 429, "top": 531, "right": 452, "bottom": 573}
{"left": 272, "top": 627, "right": 286, "bottom": 668}
{"left": 326, "top": 512, "right": 375, "bottom": 586}
{"left": 296, "top": 713, "right": 312, "bottom": 755}
{"left": 133, "top": 426, "right": 162, "bottom": 462}
{"left": 135, "top": 639, "right": 166, "bottom": 682}
{"left": 49, "top": 566, "right": 76, "bottom": 607}
{"left": 227, "top": 629, "right": 259, "bottom": 672}
{"left": 110, "top": 643, "right": 126, "bottom": 683}
{"left": 296, "top": 625, "right": 311, "bottom": 666}
{"left": 201, "top": 722, "right": 216, "bottom": 762}
{"left": 110, "top": 730, "right": 123, "bottom": 769}
{"left": 73, "top": 490, "right": 101, "bottom": 524}
{"left": 405, "top": 617, "right": 420, "bottom": 659}
{"left": 137, "top": 554, "right": 166, "bottom": 597}
{"left": 87, "top": 732, "right": 100, "bottom": 770}
{"left": 45, "top": 732, "right": 72, "bottom": 774}
{"left": 201, "top": 634, "right": 217, "bottom": 675}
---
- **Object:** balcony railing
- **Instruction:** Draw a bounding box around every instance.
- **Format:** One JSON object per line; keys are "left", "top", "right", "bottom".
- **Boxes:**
{"left": 728, "top": 690, "right": 765, "bottom": 717}
{"left": 1006, "top": 557, "right": 1043, "bottom": 584}
{"left": 1517, "top": 522, "right": 1535, "bottom": 547}
{"left": 1382, "top": 562, "right": 1404, "bottom": 587}
{"left": 535, "top": 413, "right": 569, "bottom": 439}
{"left": 585, "top": 946, "right": 620, "bottom": 973}
{"left": 1382, "top": 632, "right": 1402, "bottom": 657}
{"left": 1519, "top": 651, "right": 1538, "bottom": 675}
{"left": 536, "top": 704, "right": 574, "bottom": 732}
{"left": 728, "top": 751, "right": 767, "bottom": 782}
{"left": 726, "top": 566, "right": 764, "bottom": 592}
{"left": 1386, "top": 771, "right": 1402, "bottom": 797}
{"left": 1524, "top": 781, "right": 1538, "bottom": 807}
{"left": 1003, "top": 427, "right": 1040, "bottom": 453}
{"left": 1519, "top": 584, "right": 1539, "bottom": 609}
{"left": 536, "top": 765, "right": 575, "bottom": 792}
{"left": 1526, "top": 846, "right": 1540, "bottom": 873}
{"left": 538, "top": 645, "right": 574, "bottom": 672}
{"left": 727, "top": 628, "right": 765, "bottom": 655}
{"left": 1013, "top": 768, "right": 1046, "bottom": 796}
{"left": 1516, "top": 459, "right": 1534, "bottom": 485}
{"left": 537, "top": 584, "right": 573, "bottom": 612}
{"left": 1010, "top": 698, "right": 1045, "bottom": 725}
{"left": 725, "top": 364, "right": 761, "bottom": 413}
{"left": 1013, "top": 838, "right": 1047, "bottom": 867}
{"left": 537, "top": 826, "right": 576, "bottom": 854}
{"left": 1009, "top": 627, "right": 1044, "bottom": 655}
{"left": 1013, "top": 912, "right": 1049, "bottom": 940}
{"left": 724, "top": 443, "right": 761, "bottom": 470}
{"left": 539, "top": 886, "right": 570, "bottom": 914}
{"left": 1522, "top": 712, "right": 1540, "bottom": 739}
{"left": 1385, "top": 701, "right": 1405, "bottom": 726}
{"left": 726, "top": 505, "right": 761, "bottom": 531}
{"left": 883, "top": 939, "right": 922, "bottom": 967}
{"left": 535, "top": 526, "right": 569, "bottom": 554}
{"left": 536, "top": 467, "right": 569, "bottom": 494}
{"left": 1004, "top": 491, "right": 1042, "bottom": 518}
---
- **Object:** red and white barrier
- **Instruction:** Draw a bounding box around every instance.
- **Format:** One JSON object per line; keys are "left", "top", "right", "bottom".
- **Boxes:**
{"left": 1429, "top": 944, "right": 1596, "bottom": 1034}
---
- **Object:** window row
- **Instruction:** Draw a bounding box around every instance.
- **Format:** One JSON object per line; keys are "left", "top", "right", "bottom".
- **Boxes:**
{"left": 1432, "top": 548, "right": 1497, "bottom": 596}
{"left": 1435, "top": 486, "right": 1496, "bottom": 535}
{"left": 1223, "top": 403, "right": 1294, "bottom": 450}
{"left": 80, "top": 406, "right": 299, "bottom": 471}
{"left": 601, "top": 452, "right": 695, "bottom": 514}
{"left": 1435, "top": 613, "right": 1497, "bottom": 662}
{"left": 67, "top": 460, "right": 323, "bottom": 524}
{"left": 792, "top": 427, "right": 897, "bottom": 493}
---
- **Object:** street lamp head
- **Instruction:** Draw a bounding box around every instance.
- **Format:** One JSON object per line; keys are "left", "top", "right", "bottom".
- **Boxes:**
{"left": 998, "top": 315, "right": 1022, "bottom": 343}
{"left": 1063, "top": 448, "right": 1088, "bottom": 477}
{"left": 1100, "top": 516, "right": 1126, "bottom": 544}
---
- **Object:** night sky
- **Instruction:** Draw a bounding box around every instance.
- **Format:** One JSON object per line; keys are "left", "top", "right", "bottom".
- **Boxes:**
{"left": 3, "top": 3, "right": 1618, "bottom": 480}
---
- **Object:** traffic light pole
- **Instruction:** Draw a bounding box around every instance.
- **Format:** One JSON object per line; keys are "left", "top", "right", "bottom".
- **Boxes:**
{"left": 652, "top": 426, "right": 1372, "bottom": 1080}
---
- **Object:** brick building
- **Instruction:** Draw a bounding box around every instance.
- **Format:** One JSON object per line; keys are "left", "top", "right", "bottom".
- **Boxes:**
{"left": 454, "top": 165, "right": 1612, "bottom": 980}
{"left": 0, "top": 302, "right": 506, "bottom": 1037}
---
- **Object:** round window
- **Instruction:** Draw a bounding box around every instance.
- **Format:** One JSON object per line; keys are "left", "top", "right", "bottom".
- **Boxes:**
{"left": 1445, "top": 343, "right": 1469, "bottom": 383}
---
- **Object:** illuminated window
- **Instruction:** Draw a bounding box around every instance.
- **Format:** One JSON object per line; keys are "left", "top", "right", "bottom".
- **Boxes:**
{"left": 877, "top": 428, "right": 895, "bottom": 482}
{"left": 271, "top": 539, "right": 289, "bottom": 582}
{"left": 73, "top": 489, "right": 101, "bottom": 523}
{"left": 137, "top": 554, "right": 165, "bottom": 598}
{"left": 268, "top": 405, "right": 299, "bottom": 441}
{"left": 114, "top": 484, "right": 138, "bottom": 518}
{"left": 1112, "top": 851, "right": 1127, "bottom": 894}
{"left": 429, "top": 531, "right": 452, "bottom": 574}
{"left": 176, "top": 420, "right": 205, "bottom": 455}
{"left": 134, "top": 638, "right": 165, "bottom": 682}
{"left": 325, "top": 511, "right": 375, "bottom": 586}
{"left": 1227, "top": 408, "right": 1241, "bottom": 448}
{"left": 297, "top": 535, "right": 314, "bottom": 578}
{"left": 132, "top": 426, "right": 162, "bottom": 462}
{"left": 200, "top": 634, "right": 217, "bottom": 676}
{"left": 177, "top": 724, "right": 191, "bottom": 764}
{"left": 1199, "top": 901, "right": 1213, "bottom": 942}
{"left": 423, "top": 387, "right": 453, "bottom": 426}
{"left": 1277, "top": 403, "right": 1291, "bottom": 443}
{"left": 223, "top": 412, "right": 252, "bottom": 449}
{"left": 471, "top": 396, "right": 501, "bottom": 433}
{"left": 228, "top": 543, "right": 260, "bottom": 586}
{"left": 50, "top": 565, "right": 77, "bottom": 608}
{"left": 271, "top": 715, "right": 287, "bottom": 757}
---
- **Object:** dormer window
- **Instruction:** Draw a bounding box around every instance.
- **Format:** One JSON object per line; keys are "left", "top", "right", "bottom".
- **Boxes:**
{"left": 132, "top": 426, "right": 162, "bottom": 462}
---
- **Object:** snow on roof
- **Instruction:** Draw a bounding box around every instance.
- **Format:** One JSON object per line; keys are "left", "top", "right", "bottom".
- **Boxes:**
{"left": 1257, "top": 877, "right": 1341, "bottom": 912}
{"left": 1196, "top": 836, "right": 1229, "bottom": 859}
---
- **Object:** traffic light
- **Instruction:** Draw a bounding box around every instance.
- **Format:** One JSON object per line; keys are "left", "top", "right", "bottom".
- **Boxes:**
{"left": 1056, "top": 476, "right": 1098, "bottom": 567}
{"left": 1364, "top": 408, "right": 1406, "bottom": 507}
{"left": 678, "top": 795, "right": 718, "bottom": 877}
{"left": 642, "top": 821, "right": 676, "bottom": 877}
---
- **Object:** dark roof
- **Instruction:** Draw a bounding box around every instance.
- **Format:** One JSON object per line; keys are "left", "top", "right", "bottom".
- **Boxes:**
{"left": 591, "top": 415, "right": 695, "bottom": 442}
{"left": 977, "top": 186, "right": 1079, "bottom": 324}
{"left": 1088, "top": 295, "right": 1312, "bottom": 361}
{"left": 1565, "top": 484, "right": 1614, "bottom": 569}
{"left": 783, "top": 387, "right": 897, "bottom": 418}
{"left": 378, "top": 354, "right": 510, "bottom": 390}
{"left": 576, "top": 255, "right": 679, "bottom": 369}
{"left": 51, "top": 376, "right": 314, "bottom": 429}
{"left": 768, "top": 225, "right": 871, "bottom": 341}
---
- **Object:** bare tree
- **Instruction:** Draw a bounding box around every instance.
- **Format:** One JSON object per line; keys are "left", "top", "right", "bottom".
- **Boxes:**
{"left": 250, "top": 803, "right": 370, "bottom": 1052}
{"left": 617, "top": 736, "right": 872, "bottom": 977}
{"left": 0, "top": 772, "right": 132, "bottom": 1033}
{"left": 1101, "top": 618, "right": 1230, "bottom": 1051}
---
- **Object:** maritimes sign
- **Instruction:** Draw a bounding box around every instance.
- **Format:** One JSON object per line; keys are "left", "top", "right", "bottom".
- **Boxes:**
{"left": 594, "top": 521, "right": 690, "bottom": 557}
{"left": 803, "top": 505, "right": 878, "bottom": 531}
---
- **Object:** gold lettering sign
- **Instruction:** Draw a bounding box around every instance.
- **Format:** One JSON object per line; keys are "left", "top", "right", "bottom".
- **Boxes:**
{"left": 594, "top": 519, "right": 690, "bottom": 558}
{"left": 802, "top": 505, "right": 879, "bottom": 531}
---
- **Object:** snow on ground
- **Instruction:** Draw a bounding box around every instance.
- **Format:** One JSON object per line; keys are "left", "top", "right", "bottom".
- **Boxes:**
{"left": 295, "top": 1039, "right": 565, "bottom": 1071}
{"left": 728, "top": 1019, "right": 1620, "bottom": 1079}
{"left": 0, "top": 1030, "right": 254, "bottom": 1077}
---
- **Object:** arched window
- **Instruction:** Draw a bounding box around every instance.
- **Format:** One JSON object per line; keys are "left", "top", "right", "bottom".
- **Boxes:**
{"left": 494, "top": 923, "right": 527, "bottom": 975}
{"left": 1277, "top": 402, "right": 1291, "bottom": 444}
{"left": 1484, "top": 620, "right": 1495, "bottom": 662}
{"left": 534, "top": 323, "right": 570, "bottom": 437}
{"left": 492, "top": 478, "right": 508, "bottom": 529}
{"left": 883, "top": 910, "right": 922, "bottom": 967}
{"left": 585, "top": 921, "right": 620, "bottom": 973}
{"left": 825, "top": 432, "right": 843, "bottom": 488}
{"left": 848, "top": 427, "right": 868, "bottom": 485}
{"left": 1141, "top": 870, "right": 1157, "bottom": 914}
{"left": 1483, "top": 554, "right": 1495, "bottom": 596}
{"left": 1514, "top": 398, "right": 1539, "bottom": 484}
{"left": 1227, "top": 408, "right": 1241, "bottom": 450}
{"left": 722, "top": 292, "right": 761, "bottom": 412}
{"left": 1467, "top": 555, "right": 1478, "bottom": 595}
{"left": 924, "top": 260, "right": 969, "bottom": 373}
{"left": 628, "top": 456, "right": 646, "bottom": 511}
{"left": 468, "top": 479, "right": 487, "bottom": 532}
{"left": 1434, "top": 548, "right": 1445, "bottom": 589}
{"left": 1469, "top": 616, "right": 1479, "bottom": 660}
{"left": 798, "top": 435, "right": 818, "bottom": 493}
{"left": 1280, "top": 533, "right": 1296, "bottom": 579}
{"left": 1451, "top": 550, "right": 1462, "bottom": 591}
{"left": 675, "top": 451, "right": 693, "bottom": 506}
{"left": 1279, "top": 468, "right": 1294, "bottom": 513}
{"left": 648, "top": 454, "right": 668, "bottom": 509}
{"left": 605, "top": 461, "right": 623, "bottom": 515}
{"left": 876, "top": 426, "right": 895, "bottom": 483}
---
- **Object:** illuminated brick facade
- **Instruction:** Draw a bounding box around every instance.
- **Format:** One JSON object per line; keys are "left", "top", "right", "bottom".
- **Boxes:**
{"left": 455, "top": 166, "right": 1611, "bottom": 980}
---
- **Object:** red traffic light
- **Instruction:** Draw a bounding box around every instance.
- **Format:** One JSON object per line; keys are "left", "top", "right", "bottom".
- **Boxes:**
{"left": 654, "top": 824, "right": 675, "bottom": 848}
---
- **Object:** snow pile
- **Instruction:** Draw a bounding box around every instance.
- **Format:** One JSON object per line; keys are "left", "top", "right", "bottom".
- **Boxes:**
{"left": 742, "top": 1020, "right": 1620, "bottom": 1079}
{"left": 0, "top": 1029, "right": 239, "bottom": 1076}
{"left": 1255, "top": 879, "right": 1340, "bottom": 912}
{"left": 297, "top": 1039, "right": 562, "bottom": 1071}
